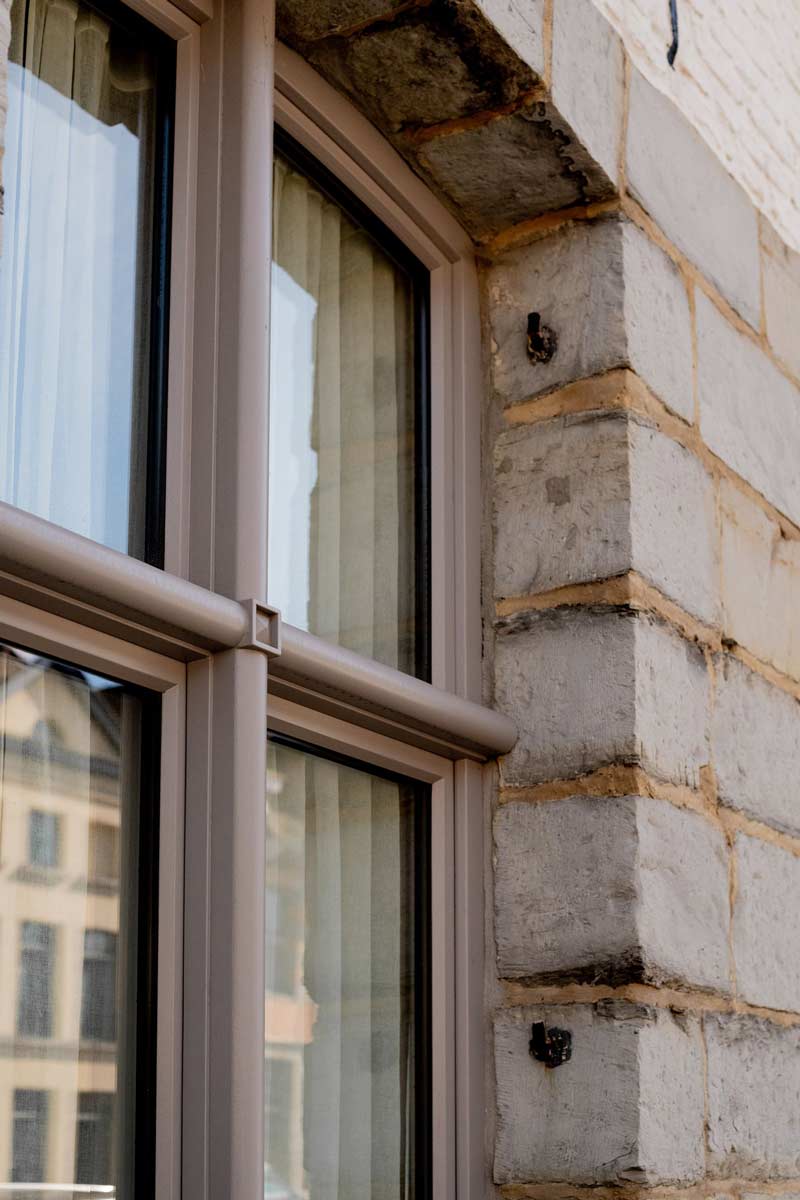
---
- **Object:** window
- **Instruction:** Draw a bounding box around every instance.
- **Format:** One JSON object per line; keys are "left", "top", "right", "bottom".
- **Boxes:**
{"left": 81, "top": 929, "right": 118, "bottom": 1042}
{"left": 28, "top": 810, "right": 60, "bottom": 868}
{"left": 11, "top": 1089, "right": 48, "bottom": 1185}
{"left": 88, "top": 821, "right": 120, "bottom": 885}
{"left": 17, "top": 922, "right": 54, "bottom": 1038}
{"left": 0, "top": 9, "right": 509, "bottom": 1200}
{"left": 265, "top": 737, "right": 429, "bottom": 1199}
{"left": 0, "top": 644, "right": 161, "bottom": 1195}
{"left": 269, "top": 129, "right": 430, "bottom": 679}
{"left": 75, "top": 1092, "right": 114, "bottom": 1185}
{"left": 0, "top": 0, "right": 175, "bottom": 561}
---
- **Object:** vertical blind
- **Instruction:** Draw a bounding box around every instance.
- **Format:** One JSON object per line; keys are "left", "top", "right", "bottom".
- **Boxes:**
{"left": 269, "top": 146, "right": 423, "bottom": 676}
{"left": 265, "top": 740, "right": 422, "bottom": 1199}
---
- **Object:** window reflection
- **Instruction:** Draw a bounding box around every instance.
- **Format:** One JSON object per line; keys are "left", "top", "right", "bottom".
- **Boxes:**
{"left": 264, "top": 739, "right": 427, "bottom": 1200}
{"left": 0, "top": 0, "right": 174, "bottom": 559}
{"left": 269, "top": 134, "right": 429, "bottom": 678}
{"left": 0, "top": 644, "right": 153, "bottom": 1198}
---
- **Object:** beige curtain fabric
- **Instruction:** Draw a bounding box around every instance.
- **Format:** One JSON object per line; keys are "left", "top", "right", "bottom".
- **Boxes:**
{"left": 0, "top": 0, "right": 156, "bottom": 554}
{"left": 265, "top": 742, "right": 416, "bottom": 1200}
{"left": 271, "top": 156, "right": 417, "bottom": 674}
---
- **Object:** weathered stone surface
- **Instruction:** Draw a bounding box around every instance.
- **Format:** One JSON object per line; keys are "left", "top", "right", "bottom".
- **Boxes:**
{"left": 493, "top": 411, "right": 631, "bottom": 600}
{"left": 622, "top": 223, "right": 694, "bottom": 422}
{"left": 303, "top": 6, "right": 536, "bottom": 132}
{"left": 697, "top": 291, "right": 800, "bottom": 526}
{"left": 706, "top": 1013, "right": 800, "bottom": 1178}
{"left": 552, "top": 0, "right": 624, "bottom": 184}
{"left": 719, "top": 481, "right": 800, "bottom": 681}
{"left": 635, "top": 796, "right": 729, "bottom": 992}
{"left": 626, "top": 68, "right": 760, "bottom": 327}
{"left": 628, "top": 420, "right": 718, "bottom": 623}
{"left": 495, "top": 795, "right": 729, "bottom": 991}
{"left": 485, "top": 219, "right": 693, "bottom": 415}
{"left": 486, "top": 219, "right": 626, "bottom": 403}
{"left": 473, "top": 0, "right": 545, "bottom": 76}
{"left": 276, "top": 0, "right": 407, "bottom": 43}
{"left": 495, "top": 607, "right": 637, "bottom": 785}
{"left": 712, "top": 655, "right": 800, "bottom": 834}
{"left": 733, "top": 835, "right": 800, "bottom": 1013}
{"left": 633, "top": 616, "right": 709, "bottom": 787}
{"left": 492, "top": 411, "right": 717, "bottom": 621}
{"left": 762, "top": 218, "right": 800, "bottom": 380}
{"left": 419, "top": 99, "right": 616, "bottom": 238}
{"left": 495, "top": 1003, "right": 705, "bottom": 1184}
{"left": 495, "top": 609, "right": 709, "bottom": 787}
{"left": 494, "top": 796, "right": 639, "bottom": 982}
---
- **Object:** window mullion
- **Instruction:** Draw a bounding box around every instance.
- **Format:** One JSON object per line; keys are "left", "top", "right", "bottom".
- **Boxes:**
{"left": 182, "top": 1, "right": 274, "bottom": 1199}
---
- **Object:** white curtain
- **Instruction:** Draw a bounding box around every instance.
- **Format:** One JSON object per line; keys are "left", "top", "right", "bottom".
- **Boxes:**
{"left": 265, "top": 743, "right": 415, "bottom": 1200}
{"left": 269, "top": 156, "right": 417, "bottom": 674}
{"left": 0, "top": 0, "right": 155, "bottom": 554}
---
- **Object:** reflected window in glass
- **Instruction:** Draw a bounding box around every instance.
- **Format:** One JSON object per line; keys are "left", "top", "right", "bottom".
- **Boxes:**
{"left": 269, "top": 131, "right": 430, "bottom": 678}
{"left": 0, "top": 0, "right": 175, "bottom": 561}
{"left": 0, "top": 642, "right": 159, "bottom": 1197}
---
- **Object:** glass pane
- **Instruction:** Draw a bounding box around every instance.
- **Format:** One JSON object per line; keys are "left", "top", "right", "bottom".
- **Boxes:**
{"left": 0, "top": 0, "right": 174, "bottom": 559}
{"left": 269, "top": 134, "right": 428, "bottom": 678}
{"left": 265, "top": 739, "right": 428, "bottom": 1200}
{"left": 0, "top": 643, "right": 157, "bottom": 1198}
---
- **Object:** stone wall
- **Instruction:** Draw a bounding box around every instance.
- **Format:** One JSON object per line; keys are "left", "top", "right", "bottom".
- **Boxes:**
{"left": 592, "top": 0, "right": 800, "bottom": 255}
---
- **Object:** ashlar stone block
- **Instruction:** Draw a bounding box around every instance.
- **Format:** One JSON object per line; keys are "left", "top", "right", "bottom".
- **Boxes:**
{"left": 626, "top": 68, "right": 760, "bottom": 328}
{"left": 733, "top": 835, "right": 800, "bottom": 1013}
{"left": 712, "top": 654, "right": 800, "bottom": 835}
{"left": 495, "top": 1002, "right": 705, "bottom": 1184}
{"left": 494, "top": 608, "right": 709, "bottom": 788}
{"left": 706, "top": 1013, "right": 800, "bottom": 1178}
{"left": 495, "top": 794, "right": 730, "bottom": 992}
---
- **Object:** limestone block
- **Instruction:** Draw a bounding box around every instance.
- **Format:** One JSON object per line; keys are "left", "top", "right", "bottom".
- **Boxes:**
{"left": 625, "top": 68, "right": 760, "bottom": 328}
{"left": 495, "top": 795, "right": 730, "bottom": 991}
{"left": 706, "top": 1013, "right": 800, "bottom": 1177}
{"left": 494, "top": 609, "right": 709, "bottom": 787}
{"left": 551, "top": 0, "right": 624, "bottom": 184}
{"left": 495, "top": 1002, "right": 705, "bottom": 1184}
{"left": 697, "top": 290, "right": 800, "bottom": 527}
{"left": 712, "top": 655, "right": 800, "bottom": 834}
{"left": 492, "top": 410, "right": 717, "bottom": 622}
{"left": 276, "top": 0, "right": 407, "bottom": 43}
{"left": 303, "top": 9, "right": 535, "bottom": 132}
{"left": 622, "top": 223, "right": 694, "bottom": 422}
{"left": 486, "top": 218, "right": 627, "bottom": 404}
{"left": 493, "top": 410, "right": 632, "bottom": 599}
{"left": 419, "top": 99, "right": 616, "bottom": 238}
{"left": 485, "top": 218, "right": 693, "bottom": 416}
{"left": 633, "top": 615, "right": 709, "bottom": 787}
{"left": 762, "top": 218, "right": 800, "bottom": 380}
{"left": 472, "top": 0, "right": 545, "bottom": 77}
{"left": 733, "top": 835, "right": 800, "bottom": 1013}
{"left": 628, "top": 419, "right": 717, "bottom": 622}
{"left": 719, "top": 481, "right": 800, "bottom": 681}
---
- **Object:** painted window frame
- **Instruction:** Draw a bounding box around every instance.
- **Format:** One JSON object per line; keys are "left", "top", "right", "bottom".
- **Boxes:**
{"left": 0, "top": 0, "right": 514, "bottom": 1196}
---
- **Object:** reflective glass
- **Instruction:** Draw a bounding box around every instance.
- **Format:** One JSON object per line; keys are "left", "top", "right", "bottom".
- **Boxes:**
{"left": 0, "top": 0, "right": 174, "bottom": 559}
{"left": 0, "top": 643, "right": 157, "bottom": 1198}
{"left": 265, "top": 739, "right": 428, "bottom": 1200}
{"left": 269, "top": 135, "right": 429, "bottom": 678}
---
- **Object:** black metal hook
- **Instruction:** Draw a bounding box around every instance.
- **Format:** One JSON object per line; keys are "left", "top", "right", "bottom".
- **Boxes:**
{"left": 529, "top": 1022, "right": 573, "bottom": 1069}
{"left": 667, "top": 0, "right": 679, "bottom": 67}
